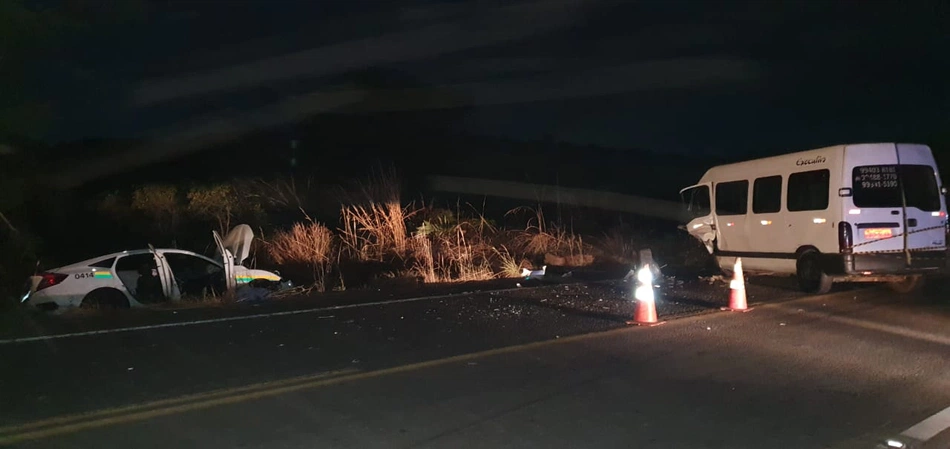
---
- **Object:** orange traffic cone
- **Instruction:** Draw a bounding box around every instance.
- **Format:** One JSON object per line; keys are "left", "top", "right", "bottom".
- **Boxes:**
{"left": 626, "top": 264, "right": 665, "bottom": 326}
{"left": 722, "top": 258, "right": 752, "bottom": 312}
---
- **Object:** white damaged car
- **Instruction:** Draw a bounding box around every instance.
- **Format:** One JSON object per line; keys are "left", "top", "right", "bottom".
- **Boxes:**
{"left": 22, "top": 225, "right": 291, "bottom": 311}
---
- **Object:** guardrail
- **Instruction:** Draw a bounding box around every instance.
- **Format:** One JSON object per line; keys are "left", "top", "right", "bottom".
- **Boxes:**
{"left": 426, "top": 175, "right": 686, "bottom": 222}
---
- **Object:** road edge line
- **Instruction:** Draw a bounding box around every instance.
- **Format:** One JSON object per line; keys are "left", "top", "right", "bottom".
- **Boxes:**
{"left": 0, "top": 285, "right": 560, "bottom": 345}
{"left": 903, "top": 405, "right": 950, "bottom": 442}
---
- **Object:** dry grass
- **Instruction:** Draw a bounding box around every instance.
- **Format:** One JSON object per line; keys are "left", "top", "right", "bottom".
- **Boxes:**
{"left": 265, "top": 222, "right": 334, "bottom": 265}
{"left": 338, "top": 167, "right": 415, "bottom": 262}
{"left": 264, "top": 222, "right": 335, "bottom": 291}
{"left": 340, "top": 166, "right": 402, "bottom": 206}
{"left": 340, "top": 202, "right": 414, "bottom": 261}
{"left": 448, "top": 230, "right": 495, "bottom": 282}
{"left": 596, "top": 227, "right": 640, "bottom": 264}
{"left": 506, "top": 206, "right": 591, "bottom": 266}
{"left": 493, "top": 245, "right": 525, "bottom": 278}
{"left": 409, "top": 209, "right": 496, "bottom": 283}
{"left": 243, "top": 177, "right": 313, "bottom": 218}
{"left": 409, "top": 234, "right": 495, "bottom": 284}
{"left": 332, "top": 171, "right": 513, "bottom": 283}
{"left": 411, "top": 234, "right": 437, "bottom": 283}
{"left": 592, "top": 226, "right": 714, "bottom": 271}
{"left": 254, "top": 173, "right": 708, "bottom": 289}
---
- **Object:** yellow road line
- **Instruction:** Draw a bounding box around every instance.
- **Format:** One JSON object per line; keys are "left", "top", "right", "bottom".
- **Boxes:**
{"left": 0, "top": 325, "right": 644, "bottom": 445}
{"left": 0, "top": 368, "right": 360, "bottom": 435}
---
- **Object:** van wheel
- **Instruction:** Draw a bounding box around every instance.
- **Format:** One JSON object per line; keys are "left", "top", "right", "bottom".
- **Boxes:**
{"left": 81, "top": 288, "right": 130, "bottom": 309}
{"left": 887, "top": 275, "right": 925, "bottom": 294}
{"left": 796, "top": 251, "right": 833, "bottom": 294}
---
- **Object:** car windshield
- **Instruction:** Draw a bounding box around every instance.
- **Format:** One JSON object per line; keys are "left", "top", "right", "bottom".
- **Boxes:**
{"left": 852, "top": 164, "right": 941, "bottom": 211}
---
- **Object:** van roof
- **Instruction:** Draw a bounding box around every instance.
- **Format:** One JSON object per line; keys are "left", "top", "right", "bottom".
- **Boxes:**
{"left": 696, "top": 142, "right": 930, "bottom": 184}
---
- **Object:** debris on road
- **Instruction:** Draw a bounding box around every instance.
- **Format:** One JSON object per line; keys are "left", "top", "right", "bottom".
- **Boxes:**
{"left": 521, "top": 266, "right": 547, "bottom": 280}
{"left": 500, "top": 275, "right": 806, "bottom": 323}
{"left": 701, "top": 275, "right": 728, "bottom": 285}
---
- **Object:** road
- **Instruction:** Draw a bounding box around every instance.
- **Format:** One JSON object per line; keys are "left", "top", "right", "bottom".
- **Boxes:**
{"left": 2, "top": 277, "right": 950, "bottom": 448}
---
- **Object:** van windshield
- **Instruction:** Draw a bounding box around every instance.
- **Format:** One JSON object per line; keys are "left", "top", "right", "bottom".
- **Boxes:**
{"left": 852, "top": 165, "right": 941, "bottom": 211}
{"left": 681, "top": 185, "right": 711, "bottom": 218}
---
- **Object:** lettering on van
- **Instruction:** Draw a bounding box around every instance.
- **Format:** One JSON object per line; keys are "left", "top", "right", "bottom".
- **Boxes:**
{"left": 854, "top": 165, "right": 899, "bottom": 189}
{"left": 796, "top": 156, "right": 826, "bottom": 166}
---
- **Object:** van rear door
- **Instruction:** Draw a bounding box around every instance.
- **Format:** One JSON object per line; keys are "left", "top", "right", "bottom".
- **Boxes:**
{"left": 846, "top": 144, "right": 903, "bottom": 254}
{"left": 895, "top": 144, "right": 946, "bottom": 252}
{"left": 846, "top": 143, "right": 947, "bottom": 257}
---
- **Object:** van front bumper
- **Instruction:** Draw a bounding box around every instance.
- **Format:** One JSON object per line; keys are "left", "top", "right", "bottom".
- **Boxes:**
{"left": 823, "top": 250, "right": 948, "bottom": 277}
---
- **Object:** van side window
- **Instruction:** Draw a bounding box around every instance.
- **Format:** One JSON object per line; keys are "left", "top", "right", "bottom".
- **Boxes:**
{"left": 752, "top": 176, "right": 782, "bottom": 214}
{"left": 715, "top": 180, "right": 749, "bottom": 215}
{"left": 682, "top": 185, "right": 711, "bottom": 218}
{"left": 787, "top": 169, "right": 830, "bottom": 211}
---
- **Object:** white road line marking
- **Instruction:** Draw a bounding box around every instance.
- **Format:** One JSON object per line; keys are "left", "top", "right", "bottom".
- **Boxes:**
{"left": 821, "top": 314, "right": 950, "bottom": 347}
{"left": 901, "top": 405, "right": 950, "bottom": 442}
{"left": 776, "top": 305, "right": 950, "bottom": 347}
{"left": 0, "top": 288, "right": 524, "bottom": 345}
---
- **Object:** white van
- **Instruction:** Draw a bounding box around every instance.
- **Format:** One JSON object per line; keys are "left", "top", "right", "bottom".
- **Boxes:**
{"left": 680, "top": 143, "right": 948, "bottom": 294}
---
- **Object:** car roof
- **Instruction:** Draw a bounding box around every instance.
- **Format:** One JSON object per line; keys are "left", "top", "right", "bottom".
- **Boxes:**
{"left": 60, "top": 248, "right": 218, "bottom": 269}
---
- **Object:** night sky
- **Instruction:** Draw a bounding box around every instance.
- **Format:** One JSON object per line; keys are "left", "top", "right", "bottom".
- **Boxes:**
{"left": 23, "top": 0, "right": 950, "bottom": 157}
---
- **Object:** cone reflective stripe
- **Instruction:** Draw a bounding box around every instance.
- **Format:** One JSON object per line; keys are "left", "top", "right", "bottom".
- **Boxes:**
{"left": 627, "top": 264, "right": 664, "bottom": 326}
{"left": 722, "top": 257, "right": 752, "bottom": 312}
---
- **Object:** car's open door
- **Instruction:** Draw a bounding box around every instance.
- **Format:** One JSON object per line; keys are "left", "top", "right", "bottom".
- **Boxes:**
{"left": 148, "top": 244, "right": 180, "bottom": 300}
{"left": 679, "top": 183, "right": 716, "bottom": 254}
{"left": 213, "top": 231, "right": 237, "bottom": 292}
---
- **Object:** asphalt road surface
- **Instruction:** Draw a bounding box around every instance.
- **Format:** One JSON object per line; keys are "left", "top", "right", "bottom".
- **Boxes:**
{"left": 2, "top": 278, "right": 950, "bottom": 448}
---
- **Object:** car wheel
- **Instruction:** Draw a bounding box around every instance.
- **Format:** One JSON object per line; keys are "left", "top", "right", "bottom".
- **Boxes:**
{"left": 887, "top": 275, "right": 925, "bottom": 294}
{"left": 796, "top": 251, "right": 833, "bottom": 294}
{"left": 81, "top": 288, "right": 130, "bottom": 309}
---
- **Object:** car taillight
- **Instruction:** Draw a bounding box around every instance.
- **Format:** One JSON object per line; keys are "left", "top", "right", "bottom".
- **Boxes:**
{"left": 838, "top": 221, "right": 853, "bottom": 253}
{"left": 35, "top": 272, "right": 68, "bottom": 292}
